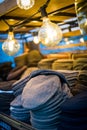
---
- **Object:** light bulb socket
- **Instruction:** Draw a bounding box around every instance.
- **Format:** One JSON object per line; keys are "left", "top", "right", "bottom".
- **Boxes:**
{"left": 9, "top": 27, "right": 13, "bottom": 32}
{"left": 32, "top": 31, "right": 38, "bottom": 36}
{"left": 40, "top": 5, "right": 48, "bottom": 18}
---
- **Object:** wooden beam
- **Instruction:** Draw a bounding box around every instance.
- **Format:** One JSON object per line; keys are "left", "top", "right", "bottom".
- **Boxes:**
{"left": 0, "top": 0, "right": 17, "bottom": 16}
{"left": 44, "top": 42, "right": 86, "bottom": 50}
{"left": 54, "top": 12, "right": 76, "bottom": 17}
{"left": 63, "top": 30, "right": 81, "bottom": 37}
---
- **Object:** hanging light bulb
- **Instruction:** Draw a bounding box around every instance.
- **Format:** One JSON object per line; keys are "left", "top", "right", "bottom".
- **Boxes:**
{"left": 32, "top": 31, "right": 39, "bottom": 44}
{"left": 2, "top": 29, "right": 20, "bottom": 56}
{"left": 17, "top": 0, "right": 35, "bottom": 10}
{"left": 38, "top": 6, "right": 63, "bottom": 47}
{"left": 33, "top": 36, "right": 39, "bottom": 44}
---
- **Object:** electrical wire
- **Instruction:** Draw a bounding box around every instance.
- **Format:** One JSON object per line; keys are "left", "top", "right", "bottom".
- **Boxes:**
{"left": 2, "top": 0, "right": 51, "bottom": 31}
{"left": 13, "top": 10, "right": 40, "bottom": 29}
{"left": 13, "top": 0, "right": 51, "bottom": 29}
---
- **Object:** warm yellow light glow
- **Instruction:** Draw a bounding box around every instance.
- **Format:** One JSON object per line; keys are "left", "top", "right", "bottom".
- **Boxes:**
{"left": 9, "top": 19, "right": 15, "bottom": 22}
{"left": 80, "top": 37, "right": 84, "bottom": 43}
{"left": 66, "top": 41, "right": 70, "bottom": 45}
{"left": 33, "top": 36, "right": 39, "bottom": 44}
{"left": 17, "top": 0, "right": 35, "bottom": 10}
{"left": 2, "top": 31, "right": 20, "bottom": 56}
{"left": 38, "top": 17, "right": 62, "bottom": 47}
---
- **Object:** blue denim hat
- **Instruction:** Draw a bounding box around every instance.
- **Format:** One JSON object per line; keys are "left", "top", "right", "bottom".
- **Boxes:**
{"left": 21, "top": 69, "right": 72, "bottom": 130}
{"left": 10, "top": 94, "right": 30, "bottom": 123}
{"left": 22, "top": 75, "right": 61, "bottom": 109}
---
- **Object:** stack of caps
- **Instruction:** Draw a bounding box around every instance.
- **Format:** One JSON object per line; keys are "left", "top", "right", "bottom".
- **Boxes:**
{"left": 78, "top": 70, "right": 87, "bottom": 85}
{"left": 22, "top": 74, "right": 72, "bottom": 130}
{"left": 73, "top": 58, "right": 87, "bottom": 70}
{"left": 38, "top": 58, "right": 56, "bottom": 69}
{"left": 71, "top": 70, "right": 87, "bottom": 95}
{"left": 10, "top": 95, "right": 30, "bottom": 124}
{"left": 59, "top": 91, "right": 87, "bottom": 130}
{"left": 56, "top": 70, "right": 79, "bottom": 89}
{"left": 72, "top": 53, "right": 87, "bottom": 60}
{"left": 0, "top": 90, "right": 14, "bottom": 115}
{"left": 52, "top": 59, "right": 73, "bottom": 70}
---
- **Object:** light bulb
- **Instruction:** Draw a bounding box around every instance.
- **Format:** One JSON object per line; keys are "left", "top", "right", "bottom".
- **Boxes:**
{"left": 33, "top": 36, "right": 39, "bottom": 44}
{"left": 2, "top": 31, "right": 20, "bottom": 56}
{"left": 17, "top": 0, "right": 35, "bottom": 10}
{"left": 80, "top": 37, "right": 84, "bottom": 43}
{"left": 38, "top": 17, "right": 62, "bottom": 47}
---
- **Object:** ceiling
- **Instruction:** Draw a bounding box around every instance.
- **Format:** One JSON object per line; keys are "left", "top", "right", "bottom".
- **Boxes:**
{"left": 0, "top": 0, "right": 81, "bottom": 38}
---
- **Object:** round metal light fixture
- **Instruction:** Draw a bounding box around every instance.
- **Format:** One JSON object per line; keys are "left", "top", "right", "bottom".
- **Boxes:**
{"left": 17, "top": 0, "right": 35, "bottom": 10}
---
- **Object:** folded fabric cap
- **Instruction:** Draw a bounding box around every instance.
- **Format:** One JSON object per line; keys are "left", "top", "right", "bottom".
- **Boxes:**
{"left": 11, "top": 94, "right": 22, "bottom": 107}
{"left": 22, "top": 75, "right": 60, "bottom": 109}
{"left": 10, "top": 106, "right": 30, "bottom": 113}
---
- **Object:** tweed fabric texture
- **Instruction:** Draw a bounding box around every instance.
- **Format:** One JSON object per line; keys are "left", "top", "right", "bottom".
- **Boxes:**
{"left": 12, "top": 69, "right": 69, "bottom": 97}
{"left": 38, "top": 58, "right": 56, "bottom": 69}
{"left": 21, "top": 69, "right": 72, "bottom": 130}
{"left": 73, "top": 58, "right": 87, "bottom": 70}
{"left": 71, "top": 70, "right": 87, "bottom": 95}
{"left": 27, "top": 50, "right": 43, "bottom": 67}
{"left": 52, "top": 59, "right": 73, "bottom": 70}
{"left": 56, "top": 70, "right": 79, "bottom": 88}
